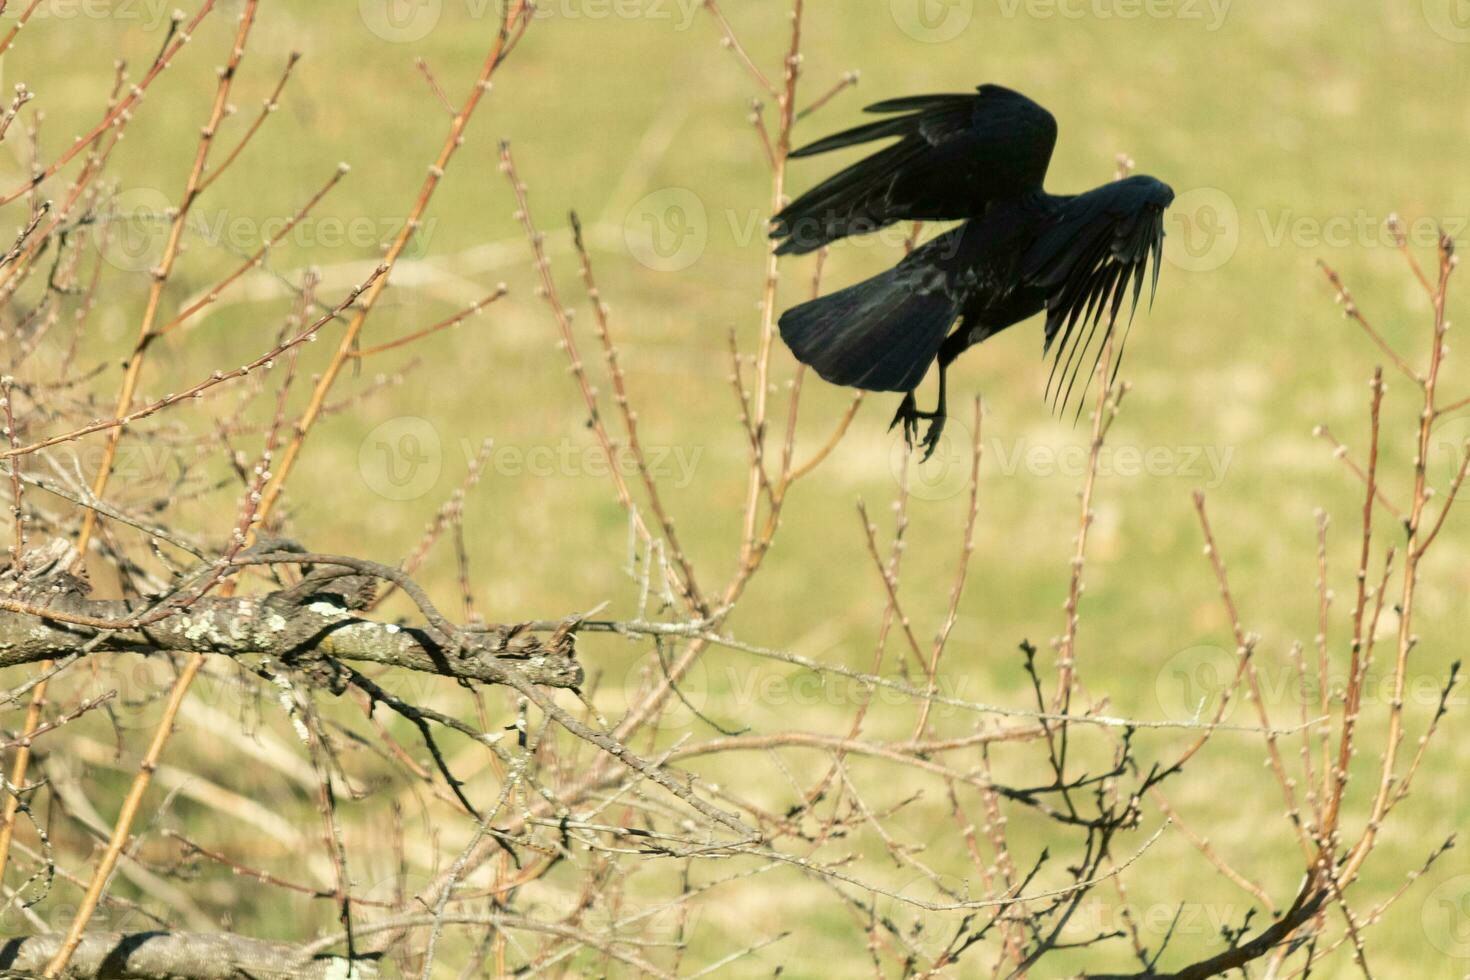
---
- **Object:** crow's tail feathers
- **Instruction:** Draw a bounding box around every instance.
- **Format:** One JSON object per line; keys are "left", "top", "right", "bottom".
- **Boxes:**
{"left": 778, "top": 262, "right": 959, "bottom": 394}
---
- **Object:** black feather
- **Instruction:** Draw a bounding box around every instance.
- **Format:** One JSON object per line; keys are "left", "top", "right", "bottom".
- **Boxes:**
{"left": 778, "top": 232, "right": 966, "bottom": 392}
{"left": 1023, "top": 176, "right": 1174, "bottom": 416}
{"left": 772, "top": 85, "right": 1057, "bottom": 255}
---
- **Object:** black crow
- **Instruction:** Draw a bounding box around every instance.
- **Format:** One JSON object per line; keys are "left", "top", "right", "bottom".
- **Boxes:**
{"left": 772, "top": 84, "right": 1174, "bottom": 458}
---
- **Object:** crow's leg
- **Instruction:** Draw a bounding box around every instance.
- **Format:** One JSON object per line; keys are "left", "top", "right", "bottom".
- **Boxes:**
{"left": 918, "top": 362, "right": 948, "bottom": 461}
{"left": 889, "top": 390, "right": 921, "bottom": 450}
{"left": 887, "top": 365, "right": 949, "bottom": 462}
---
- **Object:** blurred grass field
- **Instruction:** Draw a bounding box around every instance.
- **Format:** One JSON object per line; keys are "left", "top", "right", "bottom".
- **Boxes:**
{"left": 7, "top": 0, "right": 1470, "bottom": 975}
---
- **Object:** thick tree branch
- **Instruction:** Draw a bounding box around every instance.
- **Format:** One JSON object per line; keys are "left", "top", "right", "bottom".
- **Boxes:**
{"left": 0, "top": 578, "right": 582, "bottom": 691}
{"left": 0, "top": 930, "right": 377, "bottom": 979}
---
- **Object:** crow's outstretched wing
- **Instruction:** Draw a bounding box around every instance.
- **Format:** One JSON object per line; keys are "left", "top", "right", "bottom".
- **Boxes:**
{"left": 1021, "top": 175, "right": 1173, "bottom": 415}
{"left": 771, "top": 85, "right": 1057, "bottom": 256}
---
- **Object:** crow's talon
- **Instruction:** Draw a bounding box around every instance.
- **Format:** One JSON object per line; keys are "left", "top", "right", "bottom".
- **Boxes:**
{"left": 919, "top": 414, "right": 946, "bottom": 462}
{"left": 889, "top": 393, "right": 918, "bottom": 433}
{"left": 892, "top": 393, "right": 946, "bottom": 460}
{"left": 890, "top": 393, "right": 923, "bottom": 452}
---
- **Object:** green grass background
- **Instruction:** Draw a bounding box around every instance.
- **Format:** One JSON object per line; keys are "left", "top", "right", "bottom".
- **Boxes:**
{"left": 5, "top": 0, "right": 1470, "bottom": 975}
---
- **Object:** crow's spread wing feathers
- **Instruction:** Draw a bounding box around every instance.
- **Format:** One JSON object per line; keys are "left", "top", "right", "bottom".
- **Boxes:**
{"left": 771, "top": 85, "right": 1058, "bottom": 255}
{"left": 1021, "top": 175, "right": 1173, "bottom": 416}
{"left": 786, "top": 94, "right": 978, "bottom": 159}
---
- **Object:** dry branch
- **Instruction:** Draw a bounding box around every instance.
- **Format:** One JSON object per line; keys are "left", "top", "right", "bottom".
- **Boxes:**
{"left": 0, "top": 548, "right": 582, "bottom": 691}
{"left": 0, "top": 930, "right": 375, "bottom": 980}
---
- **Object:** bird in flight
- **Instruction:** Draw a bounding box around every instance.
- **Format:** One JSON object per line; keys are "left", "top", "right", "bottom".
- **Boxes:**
{"left": 772, "top": 84, "right": 1174, "bottom": 459}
